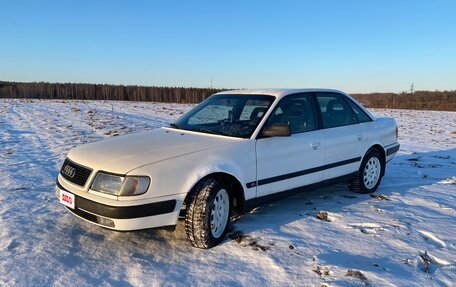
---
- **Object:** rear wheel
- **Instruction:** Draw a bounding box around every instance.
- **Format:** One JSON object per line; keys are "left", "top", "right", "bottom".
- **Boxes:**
{"left": 185, "top": 178, "right": 231, "bottom": 248}
{"left": 351, "top": 149, "right": 384, "bottom": 193}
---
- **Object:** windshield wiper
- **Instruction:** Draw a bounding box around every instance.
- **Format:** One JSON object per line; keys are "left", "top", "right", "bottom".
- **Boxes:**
{"left": 192, "top": 128, "right": 229, "bottom": 136}
{"left": 169, "top": 123, "right": 181, "bottom": 129}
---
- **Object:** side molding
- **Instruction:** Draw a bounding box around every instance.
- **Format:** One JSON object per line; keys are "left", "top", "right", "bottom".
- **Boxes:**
{"left": 246, "top": 157, "right": 361, "bottom": 188}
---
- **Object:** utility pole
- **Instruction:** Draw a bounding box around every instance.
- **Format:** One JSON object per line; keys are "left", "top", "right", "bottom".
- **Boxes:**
{"left": 210, "top": 78, "right": 213, "bottom": 89}
{"left": 410, "top": 82, "right": 417, "bottom": 109}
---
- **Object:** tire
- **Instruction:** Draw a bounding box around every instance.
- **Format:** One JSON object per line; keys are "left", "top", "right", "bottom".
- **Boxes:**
{"left": 185, "top": 177, "right": 231, "bottom": 249}
{"left": 351, "top": 148, "right": 385, "bottom": 194}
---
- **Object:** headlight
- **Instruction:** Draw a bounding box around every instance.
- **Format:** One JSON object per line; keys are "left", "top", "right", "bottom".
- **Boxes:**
{"left": 91, "top": 173, "right": 124, "bottom": 195}
{"left": 91, "top": 173, "right": 150, "bottom": 196}
{"left": 118, "top": 176, "right": 150, "bottom": 196}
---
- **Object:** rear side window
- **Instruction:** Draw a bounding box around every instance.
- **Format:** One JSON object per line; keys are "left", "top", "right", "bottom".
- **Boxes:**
{"left": 315, "top": 93, "right": 358, "bottom": 128}
{"left": 266, "top": 94, "right": 317, "bottom": 134}
{"left": 346, "top": 99, "right": 372, "bottom": 123}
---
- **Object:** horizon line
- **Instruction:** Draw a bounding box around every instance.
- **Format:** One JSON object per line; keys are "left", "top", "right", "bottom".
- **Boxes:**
{"left": 1, "top": 79, "right": 455, "bottom": 95}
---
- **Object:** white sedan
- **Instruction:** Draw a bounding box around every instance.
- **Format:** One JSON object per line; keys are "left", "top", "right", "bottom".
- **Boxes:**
{"left": 56, "top": 89, "right": 399, "bottom": 248}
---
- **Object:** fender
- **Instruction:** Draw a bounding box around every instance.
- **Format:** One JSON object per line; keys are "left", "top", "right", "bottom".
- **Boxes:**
{"left": 362, "top": 140, "right": 384, "bottom": 160}
{"left": 181, "top": 160, "right": 246, "bottom": 196}
{"left": 127, "top": 139, "right": 256, "bottom": 202}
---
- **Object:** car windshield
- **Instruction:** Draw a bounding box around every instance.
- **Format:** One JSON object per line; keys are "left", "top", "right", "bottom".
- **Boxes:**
{"left": 172, "top": 94, "right": 275, "bottom": 138}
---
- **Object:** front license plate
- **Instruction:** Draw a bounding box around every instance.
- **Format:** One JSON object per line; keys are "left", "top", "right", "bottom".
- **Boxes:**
{"left": 59, "top": 189, "right": 75, "bottom": 209}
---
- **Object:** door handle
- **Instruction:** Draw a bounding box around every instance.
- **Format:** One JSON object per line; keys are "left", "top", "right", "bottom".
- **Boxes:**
{"left": 357, "top": 135, "right": 365, "bottom": 141}
{"left": 311, "top": 143, "right": 321, "bottom": 150}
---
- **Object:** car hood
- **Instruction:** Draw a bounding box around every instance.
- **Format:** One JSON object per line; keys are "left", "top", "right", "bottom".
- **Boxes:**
{"left": 67, "top": 127, "right": 239, "bottom": 174}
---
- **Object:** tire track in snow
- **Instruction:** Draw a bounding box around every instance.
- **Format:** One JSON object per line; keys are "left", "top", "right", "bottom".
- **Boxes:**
{"left": 0, "top": 102, "right": 76, "bottom": 286}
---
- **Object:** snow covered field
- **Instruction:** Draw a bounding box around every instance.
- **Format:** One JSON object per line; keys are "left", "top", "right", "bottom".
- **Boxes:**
{"left": 0, "top": 99, "right": 455, "bottom": 287}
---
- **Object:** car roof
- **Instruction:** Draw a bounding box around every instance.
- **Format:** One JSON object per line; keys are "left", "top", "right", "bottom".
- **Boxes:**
{"left": 215, "top": 88, "right": 347, "bottom": 99}
{"left": 215, "top": 88, "right": 377, "bottom": 121}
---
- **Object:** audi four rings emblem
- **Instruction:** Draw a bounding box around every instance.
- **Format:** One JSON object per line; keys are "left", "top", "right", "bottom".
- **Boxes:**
{"left": 62, "top": 165, "right": 76, "bottom": 178}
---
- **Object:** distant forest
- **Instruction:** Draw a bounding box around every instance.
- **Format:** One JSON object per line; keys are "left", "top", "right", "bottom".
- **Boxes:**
{"left": 1, "top": 81, "right": 455, "bottom": 111}
{"left": 352, "top": 91, "right": 455, "bottom": 111}
{"left": 0, "top": 81, "right": 220, "bottom": 103}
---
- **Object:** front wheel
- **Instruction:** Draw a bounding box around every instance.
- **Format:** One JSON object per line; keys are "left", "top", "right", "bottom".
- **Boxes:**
{"left": 185, "top": 178, "right": 231, "bottom": 249}
{"left": 351, "top": 149, "right": 385, "bottom": 194}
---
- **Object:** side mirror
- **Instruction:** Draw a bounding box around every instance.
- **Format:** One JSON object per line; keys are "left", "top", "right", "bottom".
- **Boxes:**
{"left": 262, "top": 123, "right": 291, "bottom": 137}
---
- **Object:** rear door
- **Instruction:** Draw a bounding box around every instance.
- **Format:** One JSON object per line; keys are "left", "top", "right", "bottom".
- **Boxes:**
{"left": 255, "top": 93, "right": 326, "bottom": 197}
{"left": 314, "top": 92, "right": 369, "bottom": 180}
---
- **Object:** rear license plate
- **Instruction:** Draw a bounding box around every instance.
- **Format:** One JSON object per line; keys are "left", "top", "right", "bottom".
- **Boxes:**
{"left": 59, "top": 189, "right": 75, "bottom": 209}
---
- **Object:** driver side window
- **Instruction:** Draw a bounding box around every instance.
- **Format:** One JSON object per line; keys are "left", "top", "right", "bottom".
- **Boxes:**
{"left": 266, "top": 94, "right": 316, "bottom": 134}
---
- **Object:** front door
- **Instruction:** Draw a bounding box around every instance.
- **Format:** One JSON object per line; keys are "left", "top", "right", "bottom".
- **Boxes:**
{"left": 255, "top": 93, "right": 326, "bottom": 197}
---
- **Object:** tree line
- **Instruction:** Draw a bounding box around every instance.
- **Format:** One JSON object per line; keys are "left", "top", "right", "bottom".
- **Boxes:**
{"left": 1, "top": 81, "right": 455, "bottom": 111}
{"left": 0, "top": 81, "right": 221, "bottom": 103}
{"left": 352, "top": 91, "right": 455, "bottom": 111}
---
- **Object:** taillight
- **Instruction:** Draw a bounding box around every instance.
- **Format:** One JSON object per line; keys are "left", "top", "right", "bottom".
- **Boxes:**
{"left": 396, "top": 126, "right": 399, "bottom": 139}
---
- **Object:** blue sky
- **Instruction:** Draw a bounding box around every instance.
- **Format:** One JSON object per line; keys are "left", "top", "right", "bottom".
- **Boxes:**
{"left": 1, "top": 1, "right": 455, "bottom": 93}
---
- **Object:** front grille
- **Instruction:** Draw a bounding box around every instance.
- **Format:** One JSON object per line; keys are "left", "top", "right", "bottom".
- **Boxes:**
{"left": 60, "top": 158, "right": 92, "bottom": 187}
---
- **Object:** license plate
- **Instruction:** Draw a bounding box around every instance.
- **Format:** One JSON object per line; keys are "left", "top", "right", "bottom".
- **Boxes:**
{"left": 59, "top": 188, "right": 75, "bottom": 209}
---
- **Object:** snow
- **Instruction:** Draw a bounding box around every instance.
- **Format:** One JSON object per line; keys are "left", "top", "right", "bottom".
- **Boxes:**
{"left": 1, "top": 99, "right": 455, "bottom": 286}
{"left": 417, "top": 230, "right": 447, "bottom": 248}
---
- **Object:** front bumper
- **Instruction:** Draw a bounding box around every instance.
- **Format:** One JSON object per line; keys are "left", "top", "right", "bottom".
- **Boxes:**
{"left": 56, "top": 180, "right": 181, "bottom": 231}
